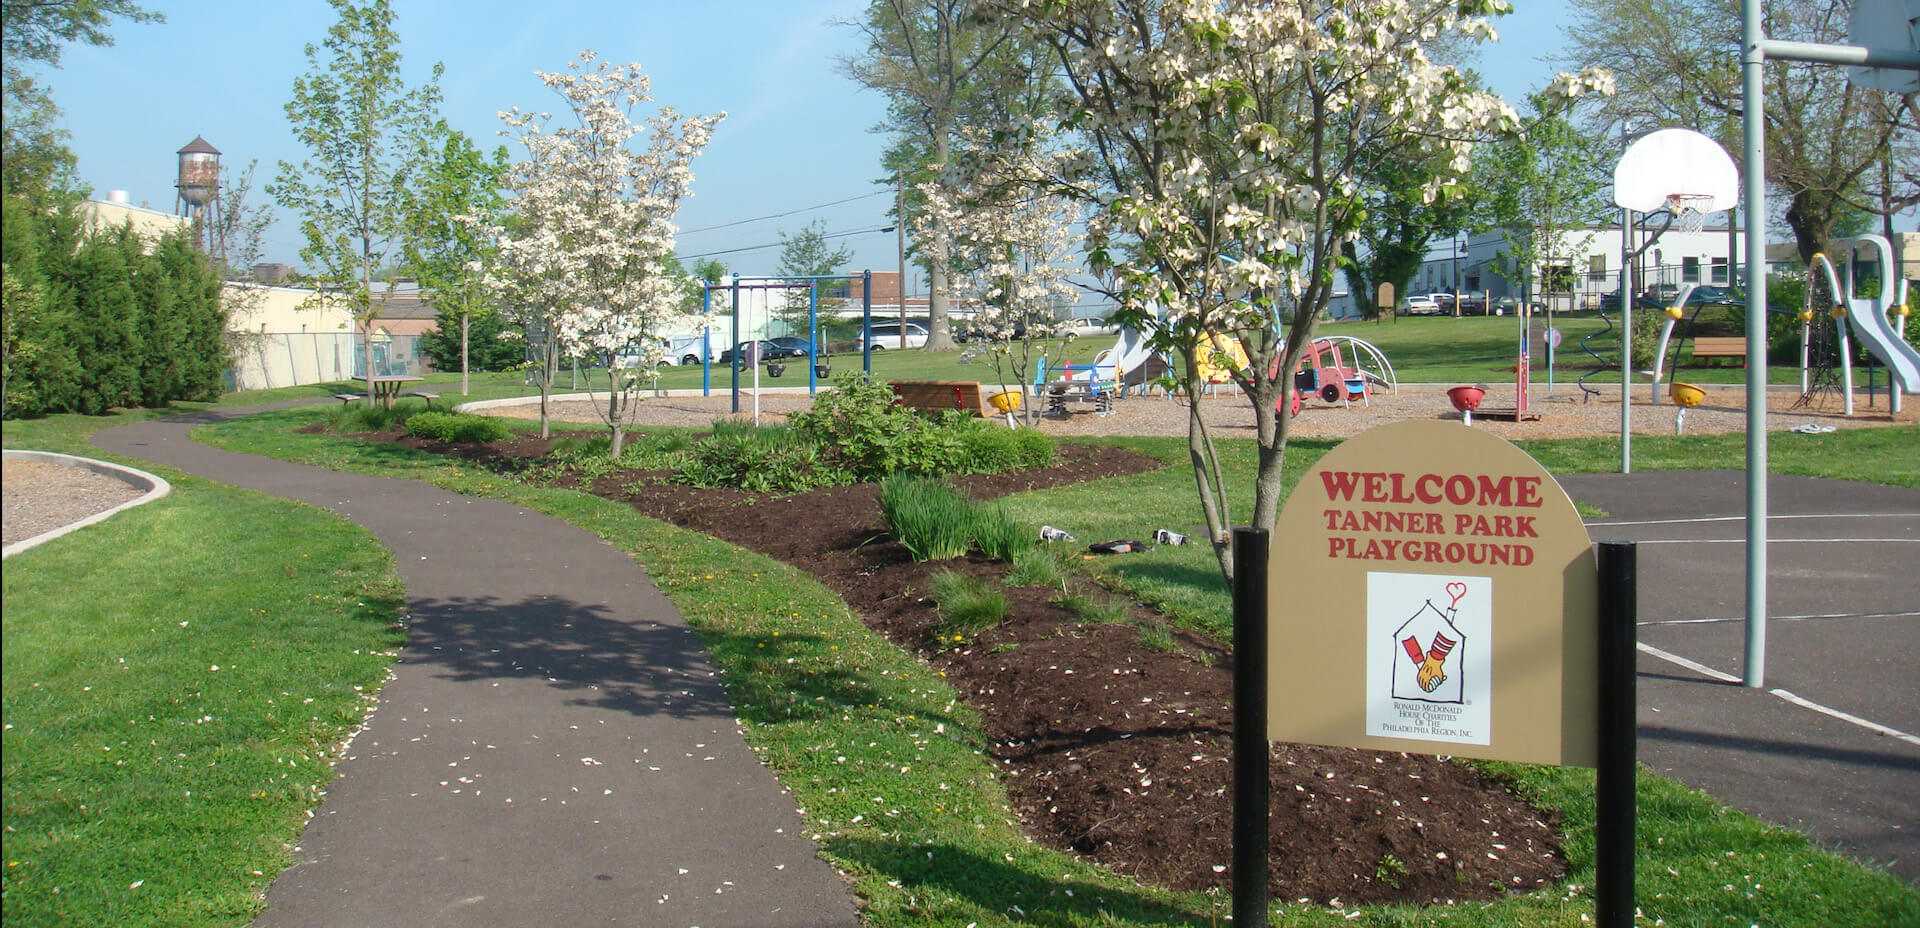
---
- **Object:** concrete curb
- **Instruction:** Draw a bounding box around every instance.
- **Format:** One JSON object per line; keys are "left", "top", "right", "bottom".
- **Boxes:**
{"left": 2, "top": 449, "right": 173, "bottom": 559}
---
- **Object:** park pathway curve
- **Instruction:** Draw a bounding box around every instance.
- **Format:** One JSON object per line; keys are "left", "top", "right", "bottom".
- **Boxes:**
{"left": 95, "top": 410, "right": 856, "bottom": 928}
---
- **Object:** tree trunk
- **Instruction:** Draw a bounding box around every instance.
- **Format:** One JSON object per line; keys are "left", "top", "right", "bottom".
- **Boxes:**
{"left": 606, "top": 382, "right": 623, "bottom": 458}
{"left": 1784, "top": 190, "right": 1835, "bottom": 269}
{"left": 538, "top": 336, "right": 555, "bottom": 440}
{"left": 460, "top": 312, "right": 470, "bottom": 396}
{"left": 924, "top": 127, "right": 957, "bottom": 351}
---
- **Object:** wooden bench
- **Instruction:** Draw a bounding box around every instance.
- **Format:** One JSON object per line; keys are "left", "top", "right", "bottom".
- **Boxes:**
{"left": 1689, "top": 336, "right": 1747, "bottom": 365}
{"left": 890, "top": 380, "right": 991, "bottom": 418}
{"left": 333, "top": 393, "right": 361, "bottom": 404}
{"left": 400, "top": 390, "right": 440, "bottom": 408}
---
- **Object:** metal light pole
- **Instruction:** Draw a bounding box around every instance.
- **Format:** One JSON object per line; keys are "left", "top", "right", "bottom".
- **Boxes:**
{"left": 1452, "top": 234, "right": 1463, "bottom": 318}
{"left": 898, "top": 177, "right": 909, "bottom": 350}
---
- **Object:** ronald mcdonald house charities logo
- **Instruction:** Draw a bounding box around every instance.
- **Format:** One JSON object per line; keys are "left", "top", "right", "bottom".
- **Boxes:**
{"left": 1365, "top": 572, "right": 1492, "bottom": 745}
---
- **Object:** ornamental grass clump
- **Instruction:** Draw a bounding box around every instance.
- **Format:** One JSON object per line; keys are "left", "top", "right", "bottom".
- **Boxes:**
{"left": 969, "top": 503, "right": 1033, "bottom": 562}
{"left": 880, "top": 475, "right": 975, "bottom": 561}
{"left": 930, "top": 570, "right": 1008, "bottom": 639}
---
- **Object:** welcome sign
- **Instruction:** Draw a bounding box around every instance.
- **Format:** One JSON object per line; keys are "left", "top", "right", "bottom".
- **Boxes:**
{"left": 1267, "top": 420, "right": 1600, "bottom": 767}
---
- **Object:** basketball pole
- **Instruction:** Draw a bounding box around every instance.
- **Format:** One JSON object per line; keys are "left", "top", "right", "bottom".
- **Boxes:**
{"left": 1619, "top": 210, "right": 1633, "bottom": 475}
{"left": 1741, "top": 0, "right": 1920, "bottom": 690}
{"left": 1740, "top": 0, "right": 1769, "bottom": 689}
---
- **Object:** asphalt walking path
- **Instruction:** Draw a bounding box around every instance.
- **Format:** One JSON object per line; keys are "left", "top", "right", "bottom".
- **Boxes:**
{"left": 95, "top": 409, "right": 855, "bottom": 928}
{"left": 1563, "top": 470, "right": 1920, "bottom": 882}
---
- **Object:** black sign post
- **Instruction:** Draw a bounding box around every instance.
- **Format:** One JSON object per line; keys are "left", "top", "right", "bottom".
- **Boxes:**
{"left": 1231, "top": 527, "right": 1270, "bottom": 927}
{"left": 1595, "top": 541, "right": 1638, "bottom": 928}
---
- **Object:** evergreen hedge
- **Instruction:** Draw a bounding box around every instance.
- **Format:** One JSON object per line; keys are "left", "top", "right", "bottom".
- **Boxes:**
{"left": 3, "top": 192, "right": 228, "bottom": 417}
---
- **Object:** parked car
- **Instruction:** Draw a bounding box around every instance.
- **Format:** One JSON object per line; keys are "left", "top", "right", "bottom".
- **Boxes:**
{"left": 766, "top": 336, "right": 815, "bottom": 358}
{"left": 1402, "top": 295, "right": 1442, "bottom": 315}
{"left": 664, "top": 335, "right": 708, "bottom": 366}
{"left": 860, "top": 322, "right": 929, "bottom": 350}
{"left": 715, "top": 340, "right": 780, "bottom": 365}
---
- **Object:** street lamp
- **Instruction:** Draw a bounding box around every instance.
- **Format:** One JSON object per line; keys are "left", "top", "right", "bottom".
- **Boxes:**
{"left": 1452, "top": 234, "right": 1467, "bottom": 318}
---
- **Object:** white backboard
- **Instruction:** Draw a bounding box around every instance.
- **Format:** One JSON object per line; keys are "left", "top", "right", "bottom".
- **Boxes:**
{"left": 1847, "top": 0, "right": 1920, "bottom": 93}
{"left": 1613, "top": 129, "right": 1739, "bottom": 214}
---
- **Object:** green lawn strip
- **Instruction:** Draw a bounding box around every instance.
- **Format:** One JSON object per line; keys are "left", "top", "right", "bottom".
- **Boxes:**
{"left": 3, "top": 415, "right": 405, "bottom": 928}
{"left": 192, "top": 408, "right": 1919, "bottom": 925}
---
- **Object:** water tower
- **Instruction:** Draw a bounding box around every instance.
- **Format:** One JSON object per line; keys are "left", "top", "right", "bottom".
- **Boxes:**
{"left": 175, "top": 136, "right": 224, "bottom": 260}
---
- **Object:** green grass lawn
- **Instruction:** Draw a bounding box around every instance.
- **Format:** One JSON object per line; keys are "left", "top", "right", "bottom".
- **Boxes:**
{"left": 191, "top": 406, "right": 1920, "bottom": 926}
{"left": 2, "top": 412, "right": 406, "bottom": 928}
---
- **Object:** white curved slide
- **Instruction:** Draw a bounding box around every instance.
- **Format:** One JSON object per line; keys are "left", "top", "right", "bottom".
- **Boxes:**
{"left": 1061, "top": 314, "right": 1163, "bottom": 385}
{"left": 1842, "top": 236, "right": 1919, "bottom": 394}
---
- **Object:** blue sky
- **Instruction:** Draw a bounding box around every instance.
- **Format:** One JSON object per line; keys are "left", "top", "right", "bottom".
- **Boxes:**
{"left": 45, "top": 0, "right": 1581, "bottom": 282}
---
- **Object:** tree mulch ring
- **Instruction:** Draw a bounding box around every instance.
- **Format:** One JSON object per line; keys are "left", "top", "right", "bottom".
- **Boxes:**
{"left": 403, "top": 431, "right": 1568, "bottom": 905}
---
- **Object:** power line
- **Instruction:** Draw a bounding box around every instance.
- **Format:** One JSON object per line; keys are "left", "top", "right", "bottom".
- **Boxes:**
{"left": 676, "top": 225, "right": 896, "bottom": 261}
{"left": 678, "top": 190, "right": 891, "bottom": 235}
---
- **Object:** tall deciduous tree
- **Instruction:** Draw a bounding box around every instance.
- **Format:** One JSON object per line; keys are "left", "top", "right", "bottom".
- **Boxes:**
{"left": 404, "top": 125, "right": 508, "bottom": 395}
{"left": 774, "top": 220, "right": 853, "bottom": 335}
{"left": 2, "top": 0, "right": 160, "bottom": 195}
{"left": 1472, "top": 86, "right": 1616, "bottom": 315}
{"left": 471, "top": 51, "right": 722, "bottom": 453}
{"left": 270, "top": 0, "right": 442, "bottom": 403}
{"left": 842, "top": 0, "right": 1047, "bottom": 351}
{"left": 995, "top": 0, "right": 1520, "bottom": 581}
{"left": 1562, "top": 0, "right": 1913, "bottom": 264}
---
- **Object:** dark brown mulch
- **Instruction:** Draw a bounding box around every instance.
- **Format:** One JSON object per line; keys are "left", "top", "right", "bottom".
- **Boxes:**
{"left": 401, "top": 432, "right": 1567, "bottom": 905}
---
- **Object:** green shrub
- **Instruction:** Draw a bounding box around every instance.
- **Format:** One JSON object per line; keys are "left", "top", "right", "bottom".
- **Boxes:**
{"left": 677, "top": 422, "right": 839, "bottom": 493}
{"left": 404, "top": 411, "right": 511, "bottom": 444}
{"left": 880, "top": 475, "right": 975, "bottom": 561}
{"left": 969, "top": 503, "right": 1033, "bottom": 562}
{"left": 930, "top": 570, "right": 1008, "bottom": 639}
{"left": 956, "top": 421, "right": 1055, "bottom": 472}
{"left": 327, "top": 400, "right": 425, "bottom": 433}
{"left": 788, "top": 373, "right": 924, "bottom": 480}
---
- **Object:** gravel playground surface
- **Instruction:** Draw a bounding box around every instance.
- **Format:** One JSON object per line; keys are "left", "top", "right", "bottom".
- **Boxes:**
{"left": 486, "top": 383, "right": 1916, "bottom": 441}
{"left": 2, "top": 457, "right": 143, "bottom": 546}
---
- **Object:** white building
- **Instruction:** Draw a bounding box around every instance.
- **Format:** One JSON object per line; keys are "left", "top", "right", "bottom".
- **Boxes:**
{"left": 1331, "top": 224, "right": 1752, "bottom": 316}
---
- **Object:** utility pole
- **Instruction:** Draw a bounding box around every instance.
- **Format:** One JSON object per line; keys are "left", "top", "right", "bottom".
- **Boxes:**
{"left": 897, "top": 176, "right": 908, "bottom": 349}
{"left": 1452, "top": 233, "right": 1463, "bottom": 318}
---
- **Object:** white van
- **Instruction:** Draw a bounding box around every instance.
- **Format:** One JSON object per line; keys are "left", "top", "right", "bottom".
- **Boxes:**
{"left": 860, "top": 322, "right": 929, "bottom": 350}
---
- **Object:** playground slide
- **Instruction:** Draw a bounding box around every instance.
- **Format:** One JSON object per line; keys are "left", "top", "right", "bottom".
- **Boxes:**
{"left": 1061, "top": 323, "right": 1158, "bottom": 383}
{"left": 1816, "top": 236, "right": 1920, "bottom": 394}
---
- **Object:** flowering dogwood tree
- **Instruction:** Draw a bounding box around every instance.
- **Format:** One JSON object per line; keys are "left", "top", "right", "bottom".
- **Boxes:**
{"left": 989, "top": 0, "right": 1529, "bottom": 581}
{"left": 471, "top": 51, "right": 721, "bottom": 452}
{"left": 917, "top": 176, "right": 1081, "bottom": 423}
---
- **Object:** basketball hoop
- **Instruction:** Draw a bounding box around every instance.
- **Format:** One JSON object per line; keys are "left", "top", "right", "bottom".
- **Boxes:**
{"left": 1665, "top": 193, "right": 1716, "bottom": 234}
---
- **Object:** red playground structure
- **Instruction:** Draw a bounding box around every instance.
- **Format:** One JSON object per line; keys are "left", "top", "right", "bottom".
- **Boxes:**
{"left": 1274, "top": 337, "right": 1385, "bottom": 415}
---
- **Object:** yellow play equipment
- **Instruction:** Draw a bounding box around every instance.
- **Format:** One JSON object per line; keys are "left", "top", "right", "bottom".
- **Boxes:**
{"left": 1194, "top": 333, "right": 1249, "bottom": 384}
{"left": 988, "top": 389, "right": 1023, "bottom": 427}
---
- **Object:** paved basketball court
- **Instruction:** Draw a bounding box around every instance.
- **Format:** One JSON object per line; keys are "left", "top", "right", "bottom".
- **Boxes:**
{"left": 1560, "top": 471, "right": 1920, "bottom": 881}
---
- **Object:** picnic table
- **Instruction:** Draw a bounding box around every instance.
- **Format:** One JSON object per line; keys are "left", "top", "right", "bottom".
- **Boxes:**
{"left": 336, "top": 375, "right": 426, "bottom": 409}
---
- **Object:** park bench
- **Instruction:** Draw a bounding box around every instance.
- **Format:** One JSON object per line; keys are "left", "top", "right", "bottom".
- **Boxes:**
{"left": 333, "top": 393, "right": 361, "bottom": 404}
{"left": 891, "top": 380, "right": 992, "bottom": 418}
{"left": 1690, "top": 336, "right": 1747, "bottom": 365}
{"left": 400, "top": 390, "right": 440, "bottom": 408}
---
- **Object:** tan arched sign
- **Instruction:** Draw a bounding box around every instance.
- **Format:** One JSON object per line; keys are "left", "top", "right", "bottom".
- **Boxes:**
{"left": 1267, "top": 420, "right": 1599, "bottom": 766}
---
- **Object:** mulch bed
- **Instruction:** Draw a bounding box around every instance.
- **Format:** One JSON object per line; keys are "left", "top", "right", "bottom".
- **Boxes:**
{"left": 382, "top": 428, "right": 1567, "bottom": 905}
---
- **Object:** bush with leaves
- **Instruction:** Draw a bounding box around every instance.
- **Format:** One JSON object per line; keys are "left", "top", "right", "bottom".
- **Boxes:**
{"left": 405, "top": 411, "right": 511, "bottom": 444}
{"left": 677, "top": 421, "right": 843, "bottom": 494}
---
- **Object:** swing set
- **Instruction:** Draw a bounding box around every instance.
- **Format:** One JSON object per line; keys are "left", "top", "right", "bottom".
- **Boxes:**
{"left": 695, "top": 271, "right": 878, "bottom": 418}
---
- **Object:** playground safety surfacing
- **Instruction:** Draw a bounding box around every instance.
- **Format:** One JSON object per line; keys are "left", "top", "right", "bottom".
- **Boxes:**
{"left": 1568, "top": 470, "right": 1920, "bottom": 882}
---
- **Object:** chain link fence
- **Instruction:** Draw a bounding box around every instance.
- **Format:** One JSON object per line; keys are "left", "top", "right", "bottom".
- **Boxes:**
{"left": 226, "top": 331, "right": 430, "bottom": 392}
